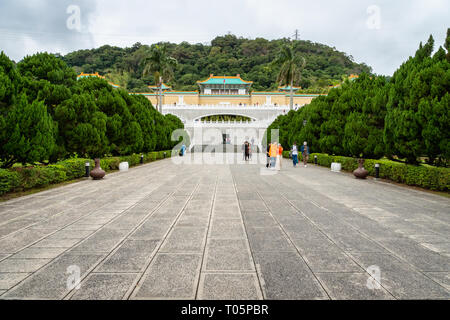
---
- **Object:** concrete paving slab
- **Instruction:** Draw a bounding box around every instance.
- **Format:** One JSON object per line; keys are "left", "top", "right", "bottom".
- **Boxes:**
{"left": 204, "top": 239, "right": 254, "bottom": 271}
{"left": 0, "top": 273, "right": 31, "bottom": 289}
{"left": 1, "top": 253, "right": 104, "bottom": 299}
{"left": 0, "top": 254, "right": 10, "bottom": 262}
{"left": 0, "top": 229, "right": 51, "bottom": 254}
{"left": 419, "top": 242, "right": 450, "bottom": 253}
{"left": 242, "top": 211, "right": 278, "bottom": 228}
{"left": 45, "top": 230, "right": 95, "bottom": 240}
{"left": 254, "top": 251, "right": 328, "bottom": 300}
{"left": 160, "top": 227, "right": 207, "bottom": 253}
{"left": 31, "top": 238, "right": 83, "bottom": 248}
{"left": 198, "top": 273, "right": 262, "bottom": 300}
{"left": 424, "top": 272, "right": 450, "bottom": 291}
{"left": 239, "top": 199, "right": 268, "bottom": 212}
{"left": 302, "top": 249, "right": 363, "bottom": 272}
{"left": 0, "top": 258, "right": 50, "bottom": 273}
{"left": 209, "top": 219, "right": 246, "bottom": 239}
{"left": 327, "top": 232, "right": 388, "bottom": 253}
{"left": 70, "top": 228, "right": 130, "bottom": 253}
{"left": 70, "top": 273, "right": 137, "bottom": 300}
{"left": 348, "top": 252, "right": 450, "bottom": 299}
{"left": 316, "top": 272, "right": 394, "bottom": 300}
{"left": 246, "top": 227, "right": 295, "bottom": 252}
{"left": 10, "top": 247, "right": 66, "bottom": 259}
{"left": 176, "top": 215, "right": 210, "bottom": 228}
{"left": 378, "top": 238, "right": 450, "bottom": 271}
{"left": 132, "top": 253, "right": 202, "bottom": 299}
{"left": 96, "top": 240, "right": 159, "bottom": 273}
{"left": 63, "top": 224, "right": 105, "bottom": 231}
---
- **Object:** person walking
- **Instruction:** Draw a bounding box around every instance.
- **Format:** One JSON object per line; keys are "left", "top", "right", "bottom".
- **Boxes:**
{"left": 275, "top": 143, "right": 283, "bottom": 171}
{"left": 291, "top": 142, "right": 298, "bottom": 167}
{"left": 266, "top": 144, "right": 270, "bottom": 168}
{"left": 277, "top": 143, "right": 283, "bottom": 170}
{"left": 301, "top": 141, "right": 309, "bottom": 167}
{"left": 269, "top": 142, "right": 278, "bottom": 169}
{"left": 244, "top": 141, "right": 250, "bottom": 161}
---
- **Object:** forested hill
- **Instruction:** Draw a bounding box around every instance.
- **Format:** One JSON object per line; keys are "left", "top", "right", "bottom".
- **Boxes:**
{"left": 62, "top": 34, "right": 372, "bottom": 92}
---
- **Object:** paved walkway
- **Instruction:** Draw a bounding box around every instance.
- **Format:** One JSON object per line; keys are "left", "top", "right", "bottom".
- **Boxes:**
{"left": 0, "top": 155, "right": 449, "bottom": 299}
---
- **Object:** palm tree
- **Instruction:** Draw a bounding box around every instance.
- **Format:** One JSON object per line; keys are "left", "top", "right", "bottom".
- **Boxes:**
{"left": 272, "top": 44, "right": 306, "bottom": 110}
{"left": 143, "top": 45, "right": 177, "bottom": 112}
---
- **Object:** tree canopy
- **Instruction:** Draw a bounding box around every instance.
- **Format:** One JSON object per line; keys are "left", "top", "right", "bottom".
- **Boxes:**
{"left": 62, "top": 35, "right": 372, "bottom": 92}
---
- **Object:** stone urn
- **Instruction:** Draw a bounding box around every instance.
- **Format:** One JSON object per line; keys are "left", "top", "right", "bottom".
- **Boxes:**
{"left": 353, "top": 158, "right": 369, "bottom": 179}
{"left": 90, "top": 158, "right": 105, "bottom": 180}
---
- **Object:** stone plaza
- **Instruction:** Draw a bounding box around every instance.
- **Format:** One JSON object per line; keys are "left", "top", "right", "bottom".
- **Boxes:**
{"left": 0, "top": 155, "right": 449, "bottom": 300}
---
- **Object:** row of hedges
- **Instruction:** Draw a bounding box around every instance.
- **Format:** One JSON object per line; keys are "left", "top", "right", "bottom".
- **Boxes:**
{"left": 282, "top": 152, "right": 450, "bottom": 192}
{"left": 0, "top": 150, "right": 175, "bottom": 196}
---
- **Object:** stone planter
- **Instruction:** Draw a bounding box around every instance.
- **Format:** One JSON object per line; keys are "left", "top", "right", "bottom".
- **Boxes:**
{"left": 331, "top": 162, "right": 342, "bottom": 172}
{"left": 353, "top": 158, "right": 369, "bottom": 179}
{"left": 90, "top": 158, "right": 106, "bottom": 180}
{"left": 119, "top": 162, "right": 129, "bottom": 172}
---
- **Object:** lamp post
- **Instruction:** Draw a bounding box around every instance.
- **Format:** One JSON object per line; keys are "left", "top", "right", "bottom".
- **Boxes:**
{"left": 85, "top": 162, "right": 90, "bottom": 178}
{"left": 159, "top": 76, "right": 163, "bottom": 113}
{"left": 375, "top": 163, "right": 380, "bottom": 180}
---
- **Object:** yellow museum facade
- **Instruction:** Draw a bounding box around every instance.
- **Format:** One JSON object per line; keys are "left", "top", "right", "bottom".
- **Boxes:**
{"left": 77, "top": 73, "right": 324, "bottom": 107}
{"left": 141, "top": 74, "right": 323, "bottom": 107}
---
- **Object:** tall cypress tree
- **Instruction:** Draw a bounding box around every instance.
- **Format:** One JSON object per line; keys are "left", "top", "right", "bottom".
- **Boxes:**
{"left": 2, "top": 94, "right": 57, "bottom": 167}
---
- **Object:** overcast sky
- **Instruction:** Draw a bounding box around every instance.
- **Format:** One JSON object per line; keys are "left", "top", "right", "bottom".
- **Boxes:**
{"left": 0, "top": 0, "right": 448, "bottom": 75}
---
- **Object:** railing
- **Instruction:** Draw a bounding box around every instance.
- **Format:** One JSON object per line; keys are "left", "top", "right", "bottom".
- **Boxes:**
{"left": 199, "top": 120, "right": 254, "bottom": 124}
{"left": 188, "top": 121, "right": 270, "bottom": 128}
{"left": 161, "top": 104, "right": 295, "bottom": 110}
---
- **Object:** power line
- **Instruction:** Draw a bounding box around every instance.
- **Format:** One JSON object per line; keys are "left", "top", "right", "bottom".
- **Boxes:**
{"left": 292, "top": 29, "right": 300, "bottom": 41}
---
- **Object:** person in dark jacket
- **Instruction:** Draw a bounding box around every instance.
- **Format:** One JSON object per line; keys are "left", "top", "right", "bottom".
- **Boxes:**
{"left": 300, "top": 141, "right": 309, "bottom": 167}
{"left": 244, "top": 141, "right": 250, "bottom": 161}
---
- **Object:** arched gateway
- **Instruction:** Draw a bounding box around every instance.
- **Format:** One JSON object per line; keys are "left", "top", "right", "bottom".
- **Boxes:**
{"left": 140, "top": 75, "right": 323, "bottom": 151}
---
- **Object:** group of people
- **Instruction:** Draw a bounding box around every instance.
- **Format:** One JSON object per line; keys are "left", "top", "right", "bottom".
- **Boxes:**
{"left": 291, "top": 141, "right": 309, "bottom": 168}
{"left": 266, "top": 142, "right": 283, "bottom": 170}
{"left": 266, "top": 141, "right": 310, "bottom": 170}
{"left": 243, "top": 141, "right": 253, "bottom": 161}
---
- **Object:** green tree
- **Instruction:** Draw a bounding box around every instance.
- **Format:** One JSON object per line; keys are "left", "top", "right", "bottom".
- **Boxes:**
{"left": 143, "top": 45, "right": 177, "bottom": 111}
{"left": 271, "top": 44, "right": 306, "bottom": 110}
{"left": 1, "top": 94, "right": 57, "bottom": 167}
{"left": 385, "top": 34, "right": 449, "bottom": 164}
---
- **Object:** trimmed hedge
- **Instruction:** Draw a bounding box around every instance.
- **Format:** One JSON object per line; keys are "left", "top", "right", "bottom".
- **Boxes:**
{"left": 0, "top": 150, "right": 174, "bottom": 196}
{"left": 282, "top": 152, "right": 450, "bottom": 192}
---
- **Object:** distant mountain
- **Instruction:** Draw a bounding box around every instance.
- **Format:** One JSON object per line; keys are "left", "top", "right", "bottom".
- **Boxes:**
{"left": 62, "top": 34, "right": 372, "bottom": 93}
